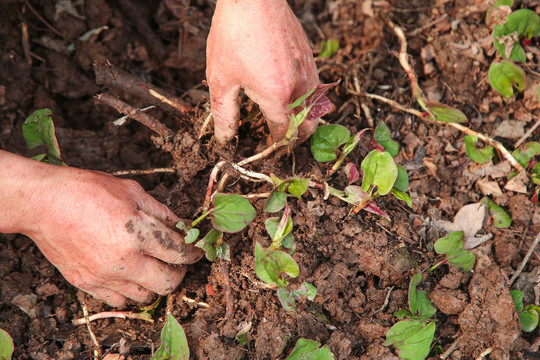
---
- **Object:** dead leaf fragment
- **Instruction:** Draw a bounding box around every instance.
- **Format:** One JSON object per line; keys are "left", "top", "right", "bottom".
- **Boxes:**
{"left": 493, "top": 120, "right": 525, "bottom": 139}
{"left": 477, "top": 177, "right": 503, "bottom": 196}
{"left": 504, "top": 170, "right": 529, "bottom": 194}
{"left": 438, "top": 202, "right": 491, "bottom": 249}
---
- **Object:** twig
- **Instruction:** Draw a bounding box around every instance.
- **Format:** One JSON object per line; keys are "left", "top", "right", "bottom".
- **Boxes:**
{"left": 242, "top": 192, "right": 271, "bottom": 199}
{"left": 509, "top": 232, "right": 540, "bottom": 287}
{"left": 111, "top": 168, "right": 176, "bottom": 176}
{"left": 24, "top": 0, "right": 65, "bottom": 39}
{"left": 204, "top": 160, "right": 227, "bottom": 208}
{"left": 93, "top": 60, "right": 190, "bottom": 118}
{"left": 78, "top": 297, "right": 102, "bottom": 359}
{"left": 72, "top": 310, "right": 154, "bottom": 325}
{"left": 181, "top": 295, "right": 210, "bottom": 308}
{"left": 21, "top": 20, "right": 32, "bottom": 67}
{"left": 220, "top": 260, "right": 234, "bottom": 321}
{"left": 372, "top": 286, "right": 394, "bottom": 316}
{"left": 514, "top": 117, "right": 540, "bottom": 148}
{"left": 440, "top": 336, "right": 462, "bottom": 359}
{"left": 199, "top": 112, "right": 213, "bottom": 139}
{"left": 407, "top": 14, "right": 448, "bottom": 36}
{"left": 95, "top": 93, "right": 175, "bottom": 139}
{"left": 229, "top": 162, "right": 274, "bottom": 185}
{"left": 364, "top": 19, "right": 526, "bottom": 172}
{"left": 475, "top": 347, "right": 493, "bottom": 360}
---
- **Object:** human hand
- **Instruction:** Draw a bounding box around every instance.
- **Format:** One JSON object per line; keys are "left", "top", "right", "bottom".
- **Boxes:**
{"left": 3, "top": 154, "right": 202, "bottom": 307}
{"left": 206, "top": 0, "right": 319, "bottom": 144}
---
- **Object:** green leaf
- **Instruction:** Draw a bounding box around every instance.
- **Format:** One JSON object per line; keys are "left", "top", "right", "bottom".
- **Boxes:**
{"left": 392, "top": 188, "right": 412, "bottom": 207}
{"left": 494, "top": 0, "right": 513, "bottom": 6}
{"left": 255, "top": 243, "right": 299, "bottom": 287}
{"left": 374, "top": 121, "right": 399, "bottom": 157}
{"left": 394, "top": 165, "right": 409, "bottom": 192}
{"left": 425, "top": 102, "right": 467, "bottom": 123}
{"left": 277, "top": 287, "right": 296, "bottom": 312}
{"left": 293, "top": 282, "right": 317, "bottom": 301}
{"left": 23, "top": 108, "right": 63, "bottom": 165}
{"left": 433, "top": 231, "right": 476, "bottom": 272}
{"left": 489, "top": 61, "right": 526, "bottom": 98}
{"left": 310, "top": 125, "right": 351, "bottom": 162}
{"left": 286, "top": 338, "right": 335, "bottom": 360}
{"left": 0, "top": 329, "right": 14, "bottom": 360}
{"left": 361, "top": 150, "right": 398, "bottom": 195}
{"left": 287, "top": 178, "right": 310, "bottom": 199}
{"left": 151, "top": 313, "right": 189, "bottom": 360}
{"left": 493, "top": 9, "right": 540, "bottom": 62}
{"left": 519, "top": 309, "right": 539, "bottom": 332}
{"left": 464, "top": 135, "right": 496, "bottom": 164}
{"left": 195, "top": 229, "right": 224, "bottom": 261}
{"left": 385, "top": 320, "right": 436, "bottom": 360}
{"left": 319, "top": 39, "right": 339, "bottom": 58}
{"left": 211, "top": 193, "right": 256, "bottom": 233}
{"left": 512, "top": 142, "right": 540, "bottom": 168}
{"left": 265, "top": 210, "right": 294, "bottom": 250}
{"left": 408, "top": 273, "right": 437, "bottom": 319}
{"left": 394, "top": 309, "right": 413, "bottom": 319}
{"left": 264, "top": 190, "right": 288, "bottom": 213}
{"left": 510, "top": 290, "right": 525, "bottom": 313}
{"left": 289, "top": 86, "right": 317, "bottom": 109}
{"left": 480, "top": 197, "right": 512, "bottom": 228}
{"left": 185, "top": 229, "right": 200, "bottom": 244}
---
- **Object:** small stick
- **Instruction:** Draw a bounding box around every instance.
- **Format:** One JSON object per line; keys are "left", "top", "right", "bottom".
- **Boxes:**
{"left": 220, "top": 260, "right": 234, "bottom": 321}
{"left": 21, "top": 21, "right": 32, "bottom": 67}
{"left": 204, "top": 160, "right": 227, "bottom": 208}
{"left": 111, "top": 168, "right": 176, "bottom": 176}
{"left": 181, "top": 295, "right": 210, "bottom": 308}
{"left": 95, "top": 93, "right": 175, "bottom": 139}
{"left": 514, "top": 117, "right": 540, "bottom": 148}
{"left": 372, "top": 286, "right": 394, "bottom": 316}
{"left": 229, "top": 162, "right": 274, "bottom": 185}
{"left": 78, "top": 298, "right": 102, "bottom": 359}
{"left": 441, "top": 336, "right": 462, "bottom": 359}
{"left": 199, "top": 112, "right": 213, "bottom": 139}
{"left": 509, "top": 232, "right": 540, "bottom": 287}
{"left": 24, "top": 0, "right": 65, "bottom": 39}
{"left": 93, "top": 60, "right": 190, "bottom": 118}
{"left": 242, "top": 192, "right": 271, "bottom": 199}
{"left": 72, "top": 310, "right": 154, "bottom": 325}
{"left": 475, "top": 347, "right": 493, "bottom": 360}
{"left": 407, "top": 14, "right": 448, "bottom": 36}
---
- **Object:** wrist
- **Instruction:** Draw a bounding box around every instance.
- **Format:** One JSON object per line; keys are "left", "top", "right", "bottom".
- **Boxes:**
{"left": 0, "top": 151, "right": 61, "bottom": 235}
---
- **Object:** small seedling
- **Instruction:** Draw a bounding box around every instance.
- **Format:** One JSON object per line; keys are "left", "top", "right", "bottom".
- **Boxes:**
{"left": 195, "top": 229, "right": 229, "bottom": 261}
{"left": 0, "top": 329, "right": 14, "bottom": 360}
{"left": 480, "top": 197, "right": 512, "bottom": 228}
{"left": 310, "top": 124, "right": 369, "bottom": 175}
{"left": 151, "top": 313, "right": 189, "bottom": 360}
{"left": 264, "top": 176, "right": 310, "bottom": 213}
{"left": 23, "top": 108, "right": 64, "bottom": 165}
{"left": 385, "top": 320, "right": 436, "bottom": 360}
{"left": 386, "top": 274, "right": 437, "bottom": 360}
{"left": 464, "top": 135, "right": 496, "bottom": 164}
{"left": 488, "top": 60, "right": 526, "bottom": 98}
{"left": 422, "top": 101, "right": 467, "bottom": 124}
{"left": 265, "top": 204, "right": 294, "bottom": 250}
{"left": 277, "top": 282, "right": 317, "bottom": 313}
{"left": 430, "top": 231, "right": 476, "bottom": 272}
{"left": 319, "top": 39, "right": 340, "bottom": 59}
{"left": 510, "top": 290, "right": 540, "bottom": 332}
{"left": 285, "top": 338, "right": 335, "bottom": 360}
{"left": 255, "top": 242, "right": 299, "bottom": 288}
{"left": 374, "top": 121, "right": 399, "bottom": 157}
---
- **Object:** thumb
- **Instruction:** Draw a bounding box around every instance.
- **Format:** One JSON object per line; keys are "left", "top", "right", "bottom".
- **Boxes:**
{"left": 209, "top": 81, "right": 242, "bottom": 144}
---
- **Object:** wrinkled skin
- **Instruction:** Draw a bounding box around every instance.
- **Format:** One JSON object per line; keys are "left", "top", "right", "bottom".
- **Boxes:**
{"left": 0, "top": 151, "right": 202, "bottom": 307}
{"left": 207, "top": 0, "right": 320, "bottom": 144}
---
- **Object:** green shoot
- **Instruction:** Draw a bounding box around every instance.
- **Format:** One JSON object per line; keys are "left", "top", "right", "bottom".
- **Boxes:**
{"left": 255, "top": 242, "right": 299, "bottom": 288}
{"left": 285, "top": 338, "right": 334, "bottom": 360}
{"left": 319, "top": 39, "right": 340, "bottom": 58}
{"left": 374, "top": 121, "right": 399, "bottom": 157}
{"left": 23, "top": 108, "right": 64, "bottom": 165}
{"left": 385, "top": 320, "right": 436, "bottom": 360}
{"left": 510, "top": 290, "right": 540, "bottom": 332}
{"left": 195, "top": 229, "right": 229, "bottom": 261}
{"left": 430, "top": 231, "right": 476, "bottom": 272}
{"left": 488, "top": 61, "right": 526, "bottom": 98}
{"left": 464, "top": 135, "right": 496, "bottom": 164}
{"left": 480, "top": 197, "right": 512, "bottom": 228}
{"left": 0, "top": 329, "right": 14, "bottom": 360}
{"left": 151, "top": 313, "right": 189, "bottom": 360}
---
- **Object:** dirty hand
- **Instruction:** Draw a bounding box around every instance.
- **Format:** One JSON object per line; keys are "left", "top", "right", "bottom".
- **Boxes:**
{"left": 206, "top": 0, "right": 319, "bottom": 144}
{"left": 0, "top": 151, "right": 202, "bottom": 307}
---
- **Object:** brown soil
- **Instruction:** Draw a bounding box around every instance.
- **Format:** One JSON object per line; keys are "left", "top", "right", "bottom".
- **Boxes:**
{"left": 1, "top": 1, "right": 539, "bottom": 359}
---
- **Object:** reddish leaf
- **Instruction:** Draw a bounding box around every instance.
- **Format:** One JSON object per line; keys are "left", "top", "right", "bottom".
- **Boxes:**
{"left": 368, "top": 137, "right": 385, "bottom": 152}
{"left": 304, "top": 81, "right": 340, "bottom": 122}
{"left": 364, "top": 201, "right": 391, "bottom": 220}
{"left": 344, "top": 163, "right": 360, "bottom": 184}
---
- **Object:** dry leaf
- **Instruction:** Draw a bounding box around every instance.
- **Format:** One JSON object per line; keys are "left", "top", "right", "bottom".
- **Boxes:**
{"left": 477, "top": 177, "right": 503, "bottom": 196}
{"left": 493, "top": 120, "right": 525, "bottom": 139}
{"left": 438, "top": 202, "right": 491, "bottom": 249}
{"left": 504, "top": 170, "right": 529, "bottom": 194}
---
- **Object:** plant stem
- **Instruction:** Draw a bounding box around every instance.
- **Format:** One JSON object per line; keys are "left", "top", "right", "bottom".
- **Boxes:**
{"left": 72, "top": 310, "right": 153, "bottom": 325}
{"left": 191, "top": 209, "right": 211, "bottom": 228}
